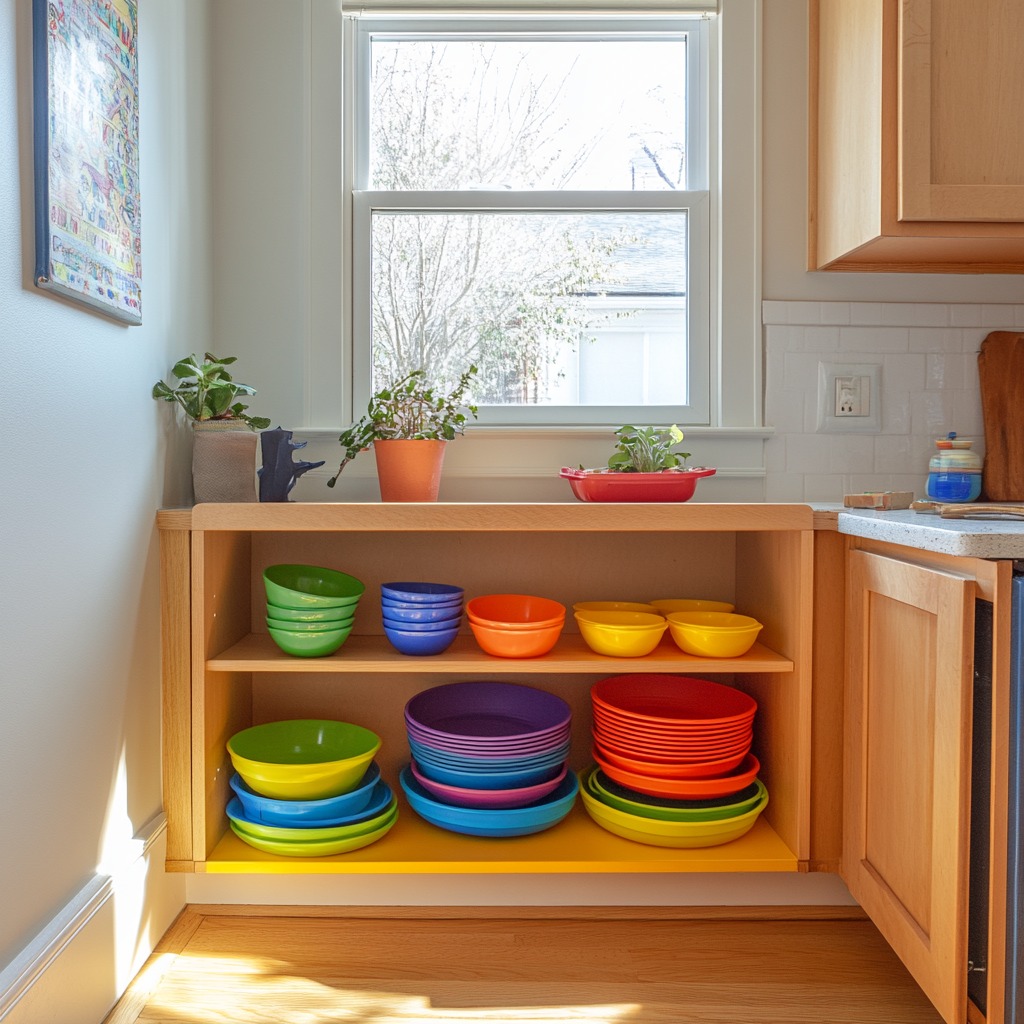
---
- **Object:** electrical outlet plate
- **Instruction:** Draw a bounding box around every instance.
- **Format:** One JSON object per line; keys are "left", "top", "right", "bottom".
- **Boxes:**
{"left": 816, "top": 362, "right": 882, "bottom": 433}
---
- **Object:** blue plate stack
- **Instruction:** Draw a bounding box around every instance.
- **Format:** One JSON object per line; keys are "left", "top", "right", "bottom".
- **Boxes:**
{"left": 398, "top": 680, "right": 578, "bottom": 835}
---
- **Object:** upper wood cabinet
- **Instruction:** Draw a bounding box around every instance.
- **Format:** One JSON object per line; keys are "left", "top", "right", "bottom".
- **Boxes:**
{"left": 809, "top": 0, "right": 1024, "bottom": 273}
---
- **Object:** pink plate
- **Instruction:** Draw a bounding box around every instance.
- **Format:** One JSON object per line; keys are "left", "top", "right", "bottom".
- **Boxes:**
{"left": 409, "top": 759, "right": 569, "bottom": 809}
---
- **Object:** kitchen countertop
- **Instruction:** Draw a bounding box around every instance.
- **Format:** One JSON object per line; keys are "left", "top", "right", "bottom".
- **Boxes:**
{"left": 817, "top": 504, "right": 1024, "bottom": 558}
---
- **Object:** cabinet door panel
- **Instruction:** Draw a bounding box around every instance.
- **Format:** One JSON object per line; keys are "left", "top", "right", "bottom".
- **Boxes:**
{"left": 900, "top": 0, "right": 1024, "bottom": 222}
{"left": 844, "top": 549, "right": 973, "bottom": 1024}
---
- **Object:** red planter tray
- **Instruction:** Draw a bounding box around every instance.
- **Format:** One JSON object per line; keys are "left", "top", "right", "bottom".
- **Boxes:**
{"left": 559, "top": 466, "right": 716, "bottom": 503}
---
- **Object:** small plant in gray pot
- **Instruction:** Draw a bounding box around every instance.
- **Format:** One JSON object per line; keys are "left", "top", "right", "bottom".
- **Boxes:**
{"left": 153, "top": 352, "right": 272, "bottom": 503}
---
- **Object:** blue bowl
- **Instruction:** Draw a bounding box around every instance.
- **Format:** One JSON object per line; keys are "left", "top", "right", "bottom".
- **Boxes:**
{"left": 228, "top": 763, "right": 382, "bottom": 825}
{"left": 384, "top": 624, "right": 459, "bottom": 656}
{"left": 381, "top": 596, "right": 464, "bottom": 617}
{"left": 400, "top": 764, "right": 578, "bottom": 836}
{"left": 409, "top": 755, "right": 566, "bottom": 791}
{"left": 381, "top": 613, "right": 463, "bottom": 633}
{"left": 228, "top": 780, "right": 394, "bottom": 831}
{"left": 381, "top": 582, "right": 464, "bottom": 604}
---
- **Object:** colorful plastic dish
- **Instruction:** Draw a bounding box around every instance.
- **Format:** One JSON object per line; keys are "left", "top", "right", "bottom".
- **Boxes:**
{"left": 468, "top": 619, "right": 562, "bottom": 658}
{"left": 408, "top": 739, "right": 571, "bottom": 773}
{"left": 406, "top": 681, "right": 572, "bottom": 740}
{"left": 574, "top": 612, "right": 668, "bottom": 658}
{"left": 266, "top": 614, "right": 355, "bottom": 633}
{"left": 579, "top": 769, "right": 768, "bottom": 847}
{"left": 226, "top": 791, "right": 396, "bottom": 841}
{"left": 267, "top": 622, "right": 353, "bottom": 657}
{"left": 465, "top": 593, "right": 566, "bottom": 630}
{"left": 380, "top": 581, "right": 464, "bottom": 604}
{"left": 591, "top": 674, "right": 757, "bottom": 726}
{"left": 559, "top": 466, "right": 716, "bottom": 503}
{"left": 228, "top": 803, "right": 398, "bottom": 857}
{"left": 228, "top": 763, "right": 382, "bottom": 825}
{"left": 405, "top": 729, "right": 571, "bottom": 758}
{"left": 409, "top": 759, "right": 569, "bottom": 809}
{"left": 665, "top": 612, "right": 764, "bottom": 658}
{"left": 227, "top": 719, "right": 382, "bottom": 800}
{"left": 380, "top": 600, "right": 463, "bottom": 622}
{"left": 592, "top": 741, "right": 748, "bottom": 779}
{"left": 592, "top": 749, "right": 761, "bottom": 800}
{"left": 263, "top": 564, "right": 365, "bottom": 609}
{"left": 383, "top": 623, "right": 460, "bottom": 656}
{"left": 573, "top": 601, "right": 660, "bottom": 615}
{"left": 264, "top": 601, "right": 354, "bottom": 623}
{"left": 410, "top": 755, "right": 566, "bottom": 792}
{"left": 381, "top": 613, "right": 462, "bottom": 632}
{"left": 400, "top": 764, "right": 578, "bottom": 837}
{"left": 592, "top": 733, "right": 753, "bottom": 766}
{"left": 587, "top": 771, "right": 767, "bottom": 823}
{"left": 649, "top": 599, "right": 736, "bottom": 615}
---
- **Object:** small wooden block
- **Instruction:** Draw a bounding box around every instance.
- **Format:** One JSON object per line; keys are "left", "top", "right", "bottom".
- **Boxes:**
{"left": 843, "top": 491, "right": 914, "bottom": 510}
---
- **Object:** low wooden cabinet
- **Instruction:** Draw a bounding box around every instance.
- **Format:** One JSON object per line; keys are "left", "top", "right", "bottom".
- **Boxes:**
{"left": 810, "top": 0, "right": 1024, "bottom": 273}
{"left": 843, "top": 538, "right": 1013, "bottom": 1024}
{"left": 158, "top": 502, "right": 815, "bottom": 877}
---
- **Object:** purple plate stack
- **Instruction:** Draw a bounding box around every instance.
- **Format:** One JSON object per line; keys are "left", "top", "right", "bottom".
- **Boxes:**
{"left": 403, "top": 681, "right": 572, "bottom": 811}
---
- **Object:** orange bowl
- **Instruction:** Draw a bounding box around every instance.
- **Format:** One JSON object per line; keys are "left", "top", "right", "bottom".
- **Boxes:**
{"left": 466, "top": 593, "right": 566, "bottom": 630}
{"left": 468, "top": 619, "right": 563, "bottom": 658}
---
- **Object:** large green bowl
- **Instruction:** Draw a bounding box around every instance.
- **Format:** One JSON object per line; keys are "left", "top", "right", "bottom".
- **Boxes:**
{"left": 265, "top": 601, "right": 354, "bottom": 623}
{"left": 263, "top": 564, "right": 365, "bottom": 609}
{"left": 229, "top": 805, "right": 398, "bottom": 857}
{"left": 265, "top": 614, "right": 355, "bottom": 633}
{"left": 228, "top": 719, "right": 382, "bottom": 799}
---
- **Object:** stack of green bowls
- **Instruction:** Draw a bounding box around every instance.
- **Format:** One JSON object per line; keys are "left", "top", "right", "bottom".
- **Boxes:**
{"left": 263, "top": 563, "right": 365, "bottom": 656}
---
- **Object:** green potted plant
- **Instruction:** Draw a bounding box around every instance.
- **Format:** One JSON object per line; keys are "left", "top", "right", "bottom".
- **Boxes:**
{"left": 560, "top": 424, "right": 716, "bottom": 502}
{"left": 151, "top": 352, "right": 272, "bottom": 430}
{"left": 153, "top": 352, "right": 271, "bottom": 504}
{"left": 327, "top": 366, "right": 479, "bottom": 501}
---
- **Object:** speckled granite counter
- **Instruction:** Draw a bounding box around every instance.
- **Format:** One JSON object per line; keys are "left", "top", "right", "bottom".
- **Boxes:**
{"left": 817, "top": 505, "right": 1024, "bottom": 559}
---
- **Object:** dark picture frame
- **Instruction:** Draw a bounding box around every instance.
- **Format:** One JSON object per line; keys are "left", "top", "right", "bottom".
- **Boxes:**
{"left": 32, "top": 0, "right": 142, "bottom": 324}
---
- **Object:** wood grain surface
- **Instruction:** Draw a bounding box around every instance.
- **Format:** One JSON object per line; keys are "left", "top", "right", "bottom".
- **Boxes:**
{"left": 103, "top": 908, "right": 944, "bottom": 1024}
{"left": 978, "top": 331, "right": 1024, "bottom": 501}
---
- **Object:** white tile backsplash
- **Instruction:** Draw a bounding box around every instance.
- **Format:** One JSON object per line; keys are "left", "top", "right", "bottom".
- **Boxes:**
{"left": 763, "top": 300, "right": 1023, "bottom": 502}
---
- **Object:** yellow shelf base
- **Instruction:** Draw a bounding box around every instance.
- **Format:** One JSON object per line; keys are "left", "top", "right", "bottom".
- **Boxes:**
{"left": 208, "top": 633, "right": 794, "bottom": 675}
{"left": 202, "top": 802, "right": 798, "bottom": 874}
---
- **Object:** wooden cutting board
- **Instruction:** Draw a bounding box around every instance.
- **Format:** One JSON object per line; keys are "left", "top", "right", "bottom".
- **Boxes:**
{"left": 978, "top": 331, "right": 1024, "bottom": 501}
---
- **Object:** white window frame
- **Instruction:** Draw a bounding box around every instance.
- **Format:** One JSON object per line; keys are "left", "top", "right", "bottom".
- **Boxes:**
{"left": 345, "top": 15, "right": 713, "bottom": 427}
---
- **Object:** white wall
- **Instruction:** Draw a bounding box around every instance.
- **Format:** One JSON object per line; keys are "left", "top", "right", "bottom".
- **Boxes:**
{"left": 0, "top": 0, "right": 206, "bottom": 1016}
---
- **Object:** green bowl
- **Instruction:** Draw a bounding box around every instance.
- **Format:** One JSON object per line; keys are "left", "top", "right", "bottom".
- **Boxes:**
{"left": 265, "top": 601, "right": 354, "bottom": 623}
{"left": 228, "top": 719, "right": 382, "bottom": 800}
{"left": 263, "top": 564, "right": 365, "bottom": 609}
{"left": 265, "top": 614, "right": 355, "bottom": 633}
{"left": 267, "top": 622, "right": 353, "bottom": 657}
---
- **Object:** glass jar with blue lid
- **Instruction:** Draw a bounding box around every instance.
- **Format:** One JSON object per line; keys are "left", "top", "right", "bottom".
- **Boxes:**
{"left": 925, "top": 432, "right": 982, "bottom": 503}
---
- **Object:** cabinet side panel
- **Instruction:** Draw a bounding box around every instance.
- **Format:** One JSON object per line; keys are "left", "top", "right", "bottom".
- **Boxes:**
{"left": 812, "top": 0, "right": 884, "bottom": 267}
{"left": 160, "top": 526, "right": 192, "bottom": 866}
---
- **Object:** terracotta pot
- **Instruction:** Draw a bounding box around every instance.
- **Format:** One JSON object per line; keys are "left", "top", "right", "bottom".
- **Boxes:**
{"left": 372, "top": 439, "right": 447, "bottom": 502}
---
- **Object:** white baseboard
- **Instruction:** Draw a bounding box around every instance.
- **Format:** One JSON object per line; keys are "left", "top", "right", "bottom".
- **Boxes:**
{"left": 0, "top": 814, "right": 185, "bottom": 1024}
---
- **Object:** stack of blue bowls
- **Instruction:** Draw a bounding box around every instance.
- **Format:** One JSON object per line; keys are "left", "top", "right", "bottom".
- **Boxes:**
{"left": 381, "top": 581, "right": 464, "bottom": 655}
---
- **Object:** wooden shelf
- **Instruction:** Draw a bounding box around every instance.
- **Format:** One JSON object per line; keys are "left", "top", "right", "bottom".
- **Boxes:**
{"left": 208, "top": 633, "right": 796, "bottom": 674}
{"left": 202, "top": 800, "right": 798, "bottom": 874}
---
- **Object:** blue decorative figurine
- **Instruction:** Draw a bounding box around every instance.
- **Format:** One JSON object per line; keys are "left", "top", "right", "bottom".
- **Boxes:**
{"left": 258, "top": 427, "right": 325, "bottom": 502}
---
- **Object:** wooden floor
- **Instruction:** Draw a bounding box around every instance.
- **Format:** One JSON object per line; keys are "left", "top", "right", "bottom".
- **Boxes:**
{"left": 103, "top": 907, "right": 945, "bottom": 1024}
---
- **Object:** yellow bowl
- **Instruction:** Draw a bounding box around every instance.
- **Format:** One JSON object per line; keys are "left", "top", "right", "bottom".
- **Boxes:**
{"left": 649, "top": 599, "right": 736, "bottom": 614}
{"left": 573, "top": 609, "right": 666, "bottom": 629}
{"left": 574, "top": 612, "right": 668, "bottom": 657}
{"left": 227, "top": 719, "right": 382, "bottom": 800}
{"left": 665, "top": 612, "right": 763, "bottom": 658}
{"left": 573, "top": 601, "right": 659, "bottom": 615}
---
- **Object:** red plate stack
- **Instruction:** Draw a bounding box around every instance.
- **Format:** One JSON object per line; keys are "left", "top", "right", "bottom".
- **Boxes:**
{"left": 590, "top": 674, "right": 760, "bottom": 799}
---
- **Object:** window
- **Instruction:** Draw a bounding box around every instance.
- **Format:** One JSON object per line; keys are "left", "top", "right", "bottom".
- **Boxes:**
{"left": 345, "top": 14, "right": 713, "bottom": 426}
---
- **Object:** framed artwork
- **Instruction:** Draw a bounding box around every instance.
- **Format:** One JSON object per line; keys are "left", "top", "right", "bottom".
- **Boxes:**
{"left": 32, "top": 0, "right": 142, "bottom": 324}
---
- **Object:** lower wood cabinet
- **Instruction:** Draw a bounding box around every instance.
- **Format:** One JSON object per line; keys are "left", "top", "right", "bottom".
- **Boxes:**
{"left": 844, "top": 539, "right": 1013, "bottom": 1024}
